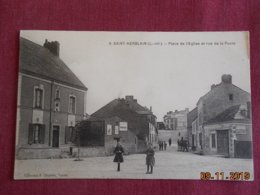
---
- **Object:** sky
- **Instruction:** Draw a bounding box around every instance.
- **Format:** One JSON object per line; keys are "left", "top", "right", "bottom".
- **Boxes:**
{"left": 20, "top": 31, "right": 251, "bottom": 121}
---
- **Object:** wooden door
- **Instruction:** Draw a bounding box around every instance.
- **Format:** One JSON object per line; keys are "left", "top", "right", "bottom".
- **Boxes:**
{"left": 217, "top": 130, "right": 229, "bottom": 156}
{"left": 52, "top": 125, "right": 59, "bottom": 147}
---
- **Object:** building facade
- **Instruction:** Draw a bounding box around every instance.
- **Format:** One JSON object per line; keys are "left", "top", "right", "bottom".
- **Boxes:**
{"left": 190, "top": 74, "right": 252, "bottom": 158}
{"left": 16, "top": 38, "right": 87, "bottom": 159}
{"left": 163, "top": 108, "right": 189, "bottom": 139}
{"left": 187, "top": 107, "right": 198, "bottom": 149}
{"left": 203, "top": 104, "right": 252, "bottom": 158}
{"left": 89, "top": 95, "right": 158, "bottom": 154}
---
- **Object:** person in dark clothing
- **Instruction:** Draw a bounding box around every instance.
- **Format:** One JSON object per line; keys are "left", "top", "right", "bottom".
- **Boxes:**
{"left": 180, "top": 137, "right": 184, "bottom": 151}
{"left": 163, "top": 141, "right": 167, "bottom": 150}
{"left": 146, "top": 143, "right": 155, "bottom": 174}
{"left": 159, "top": 141, "right": 163, "bottom": 151}
{"left": 168, "top": 138, "right": 172, "bottom": 147}
{"left": 113, "top": 142, "right": 124, "bottom": 171}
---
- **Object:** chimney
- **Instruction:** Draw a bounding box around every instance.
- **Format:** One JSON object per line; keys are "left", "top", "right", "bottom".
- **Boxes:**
{"left": 150, "top": 106, "right": 152, "bottom": 112}
{"left": 125, "top": 95, "right": 134, "bottom": 101}
{"left": 221, "top": 74, "right": 232, "bottom": 84}
{"left": 44, "top": 39, "right": 60, "bottom": 57}
{"left": 211, "top": 84, "right": 216, "bottom": 90}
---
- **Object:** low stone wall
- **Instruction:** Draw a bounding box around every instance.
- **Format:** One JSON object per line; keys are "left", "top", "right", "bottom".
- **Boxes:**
{"left": 16, "top": 147, "right": 62, "bottom": 160}
{"left": 77, "top": 146, "right": 107, "bottom": 157}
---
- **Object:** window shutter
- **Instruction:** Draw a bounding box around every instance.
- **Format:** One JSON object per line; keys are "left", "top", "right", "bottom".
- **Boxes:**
{"left": 28, "top": 124, "right": 34, "bottom": 145}
{"left": 65, "top": 126, "right": 69, "bottom": 144}
{"left": 39, "top": 125, "right": 45, "bottom": 144}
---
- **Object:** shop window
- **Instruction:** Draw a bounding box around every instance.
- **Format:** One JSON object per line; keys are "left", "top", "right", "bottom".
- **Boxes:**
{"left": 28, "top": 124, "right": 45, "bottom": 144}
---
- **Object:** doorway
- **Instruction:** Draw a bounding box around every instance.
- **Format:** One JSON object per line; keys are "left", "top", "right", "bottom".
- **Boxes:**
{"left": 52, "top": 125, "right": 60, "bottom": 147}
{"left": 217, "top": 130, "right": 229, "bottom": 156}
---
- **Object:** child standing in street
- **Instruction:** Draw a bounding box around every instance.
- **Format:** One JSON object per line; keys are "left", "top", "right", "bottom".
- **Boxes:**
{"left": 113, "top": 142, "right": 124, "bottom": 171}
{"left": 146, "top": 143, "right": 155, "bottom": 174}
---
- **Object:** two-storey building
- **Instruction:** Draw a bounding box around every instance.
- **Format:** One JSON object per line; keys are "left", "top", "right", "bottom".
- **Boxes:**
{"left": 16, "top": 38, "right": 87, "bottom": 159}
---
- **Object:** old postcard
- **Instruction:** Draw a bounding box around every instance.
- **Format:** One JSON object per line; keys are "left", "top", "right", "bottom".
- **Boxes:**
{"left": 14, "top": 31, "right": 253, "bottom": 180}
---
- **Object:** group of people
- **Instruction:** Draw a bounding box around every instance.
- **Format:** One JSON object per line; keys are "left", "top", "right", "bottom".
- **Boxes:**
{"left": 177, "top": 137, "right": 189, "bottom": 152}
{"left": 158, "top": 138, "right": 172, "bottom": 151}
{"left": 113, "top": 142, "right": 155, "bottom": 174}
{"left": 158, "top": 141, "right": 167, "bottom": 151}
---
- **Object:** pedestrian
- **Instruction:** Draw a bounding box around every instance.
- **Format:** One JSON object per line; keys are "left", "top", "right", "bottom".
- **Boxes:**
{"left": 113, "top": 142, "right": 124, "bottom": 171}
{"left": 168, "top": 138, "right": 172, "bottom": 147}
{"left": 159, "top": 141, "right": 163, "bottom": 151}
{"left": 180, "top": 137, "right": 184, "bottom": 151}
{"left": 164, "top": 141, "right": 167, "bottom": 150}
{"left": 146, "top": 143, "right": 155, "bottom": 174}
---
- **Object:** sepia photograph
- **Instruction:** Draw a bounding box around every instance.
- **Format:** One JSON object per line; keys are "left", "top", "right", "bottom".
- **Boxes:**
{"left": 14, "top": 31, "right": 253, "bottom": 180}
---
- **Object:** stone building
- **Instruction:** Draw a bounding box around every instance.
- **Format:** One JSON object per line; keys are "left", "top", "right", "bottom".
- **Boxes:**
{"left": 190, "top": 74, "right": 252, "bottom": 158}
{"left": 16, "top": 38, "right": 87, "bottom": 159}
{"left": 163, "top": 108, "right": 189, "bottom": 139}
{"left": 88, "top": 95, "right": 158, "bottom": 155}
{"left": 203, "top": 103, "right": 252, "bottom": 158}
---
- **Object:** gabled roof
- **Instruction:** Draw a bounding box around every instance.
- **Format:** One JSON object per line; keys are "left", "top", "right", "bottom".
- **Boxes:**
{"left": 197, "top": 82, "right": 250, "bottom": 106}
{"left": 205, "top": 105, "right": 251, "bottom": 125}
{"left": 91, "top": 98, "right": 153, "bottom": 138}
{"left": 19, "top": 37, "right": 87, "bottom": 91}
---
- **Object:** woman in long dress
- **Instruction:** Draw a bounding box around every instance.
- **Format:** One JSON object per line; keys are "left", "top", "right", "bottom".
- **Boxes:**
{"left": 113, "top": 142, "right": 124, "bottom": 171}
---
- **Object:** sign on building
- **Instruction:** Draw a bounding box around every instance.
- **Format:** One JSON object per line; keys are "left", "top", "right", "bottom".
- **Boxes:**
{"left": 235, "top": 125, "right": 247, "bottom": 134}
{"left": 107, "top": 124, "right": 112, "bottom": 135}
{"left": 119, "top": 122, "right": 128, "bottom": 131}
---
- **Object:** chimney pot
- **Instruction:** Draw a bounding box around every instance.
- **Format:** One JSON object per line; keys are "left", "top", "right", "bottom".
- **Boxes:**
{"left": 221, "top": 74, "right": 232, "bottom": 84}
{"left": 125, "top": 95, "right": 134, "bottom": 101}
{"left": 211, "top": 84, "right": 216, "bottom": 90}
{"left": 43, "top": 40, "right": 60, "bottom": 57}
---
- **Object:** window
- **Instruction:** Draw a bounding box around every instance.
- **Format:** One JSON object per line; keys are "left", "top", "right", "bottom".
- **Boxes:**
{"left": 69, "top": 96, "right": 76, "bottom": 114}
{"left": 55, "top": 101, "right": 60, "bottom": 112}
{"left": 229, "top": 94, "right": 233, "bottom": 101}
{"left": 211, "top": 134, "right": 216, "bottom": 148}
{"left": 240, "top": 109, "right": 247, "bottom": 116}
{"left": 28, "top": 124, "right": 45, "bottom": 144}
{"left": 34, "top": 88, "right": 43, "bottom": 109}
{"left": 54, "top": 89, "right": 60, "bottom": 112}
{"left": 55, "top": 89, "right": 60, "bottom": 99}
{"left": 107, "top": 124, "right": 112, "bottom": 135}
